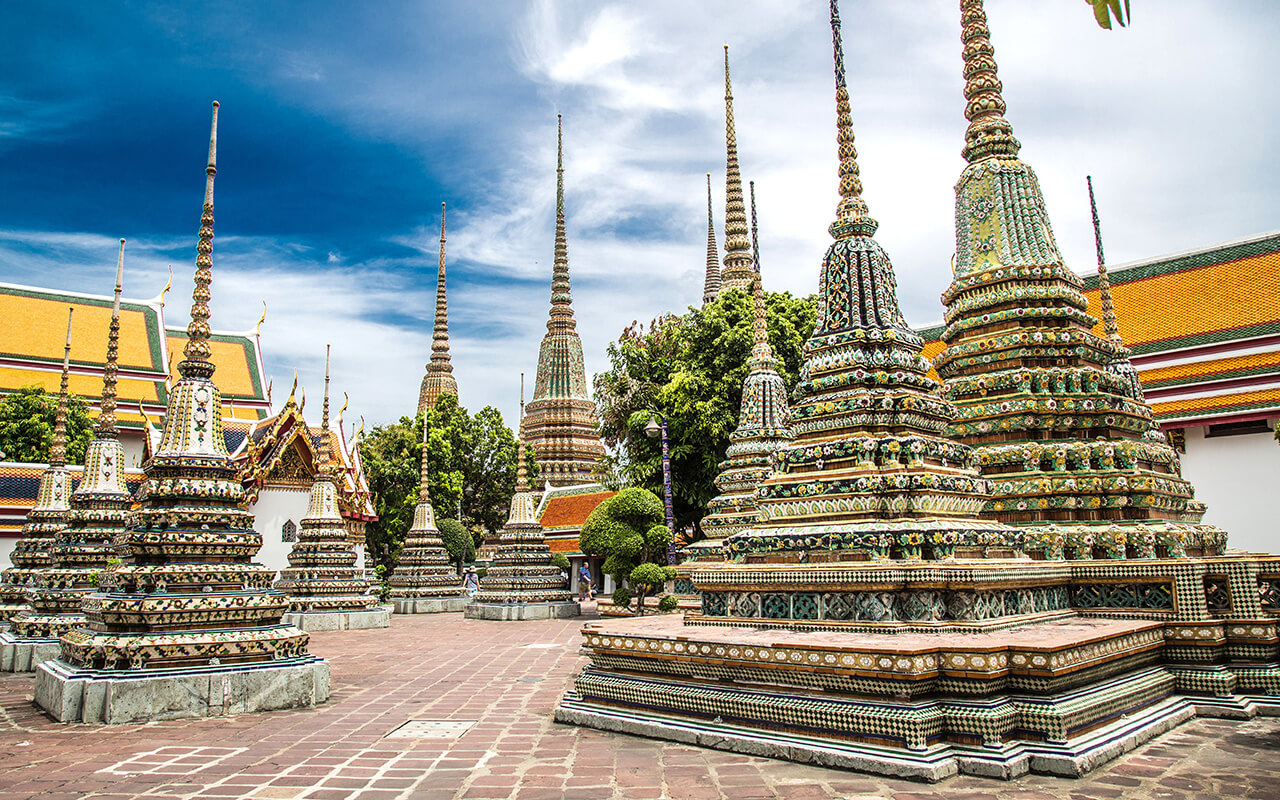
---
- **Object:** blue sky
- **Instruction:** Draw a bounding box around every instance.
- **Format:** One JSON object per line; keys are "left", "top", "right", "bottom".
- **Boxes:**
{"left": 2, "top": 1, "right": 1278, "bottom": 432}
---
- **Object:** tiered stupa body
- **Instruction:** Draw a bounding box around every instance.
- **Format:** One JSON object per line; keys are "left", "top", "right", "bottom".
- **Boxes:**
{"left": 718, "top": 47, "right": 756, "bottom": 294}
{"left": 935, "top": 0, "right": 1223, "bottom": 560}
{"left": 418, "top": 203, "right": 459, "bottom": 415}
{"left": 2, "top": 244, "right": 134, "bottom": 673}
{"left": 277, "top": 348, "right": 388, "bottom": 630}
{"left": 701, "top": 174, "right": 721, "bottom": 307}
{"left": 466, "top": 430, "right": 579, "bottom": 620}
{"left": 696, "top": 275, "right": 792, "bottom": 550}
{"left": 0, "top": 312, "right": 76, "bottom": 627}
{"left": 520, "top": 116, "right": 605, "bottom": 487}
{"left": 557, "top": 5, "right": 1280, "bottom": 779}
{"left": 34, "top": 102, "right": 329, "bottom": 724}
{"left": 388, "top": 412, "right": 469, "bottom": 613}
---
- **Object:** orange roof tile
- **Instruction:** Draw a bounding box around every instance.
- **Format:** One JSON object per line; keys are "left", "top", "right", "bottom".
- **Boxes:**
{"left": 539, "top": 489, "right": 616, "bottom": 531}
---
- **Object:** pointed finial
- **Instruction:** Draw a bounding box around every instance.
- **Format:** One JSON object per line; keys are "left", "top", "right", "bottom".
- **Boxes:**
{"left": 1088, "top": 175, "right": 1122, "bottom": 343}
{"left": 828, "top": 0, "right": 877, "bottom": 239}
{"left": 254, "top": 301, "right": 267, "bottom": 337}
{"left": 430, "top": 201, "right": 452, "bottom": 369}
{"left": 51, "top": 308, "right": 74, "bottom": 468}
{"left": 158, "top": 266, "right": 173, "bottom": 308}
{"left": 749, "top": 180, "right": 761, "bottom": 274}
{"left": 702, "top": 173, "right": 721, "bottom": 306}
{"left": 417, "top": 407, "right": 432, "bottom": 504}
{"left": 182, "top": 101, "right": 219, "bottom": 371}
{"left": 515, "top": 381, "right": 529, "bottom": 494}
{"left": 960, "top": 0, "right": 1020, "bottom": 163}
{"left": 549, "top": 115, "right": 574, "bottom": 320}
{"left": 721, "top": 45, "right": 754, "bottom": 289}
{"left": 97, "top": 238, "right": 125, "bottom": 439}
{"left": 319, "top": 345, "right": 332, "bottom": 477}
{"left": 751, "top": 272, "right": 768, "bottom": 351}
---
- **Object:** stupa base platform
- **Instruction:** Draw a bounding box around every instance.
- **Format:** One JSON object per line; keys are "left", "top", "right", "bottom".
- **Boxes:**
{"left": 0, "top": 633, "right": 60, "bottom": 673}
{"left": 465, "top": 601, "right": 580, "bottom": 621}
{"left": 282, "top": 606, "right": 391, "bottom": 631}
{"left": 34, "top": 655, "right": 330, "bottom": 725}
{"left": 556, "top": 685, "right": 1194, "bottom": 782}
{"left": 392, "top": 595, "right": 470, "bottom": 615}
{"left": 556, "top": 611, "right": 1280, "bottom": 780}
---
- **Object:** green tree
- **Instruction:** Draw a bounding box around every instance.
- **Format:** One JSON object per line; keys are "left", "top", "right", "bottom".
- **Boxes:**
{"left": 0, "top": 386, "right": 93, "bottom": 465}
{"left": 358, "top": 395, "right": 536, "bottom": 573}
{"left": 438, "top": 517, "right": 475, "bottom": 573}
{"left": 579, "top": 487, "right": 674, "bottom": 615}
{"left": 593, "top": 289, "right": 815, "bottom": 543}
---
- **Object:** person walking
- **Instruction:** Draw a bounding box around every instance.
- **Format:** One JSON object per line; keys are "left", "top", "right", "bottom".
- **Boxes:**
{"left": 577, "top": 563, "right": 594, "bottom": 601}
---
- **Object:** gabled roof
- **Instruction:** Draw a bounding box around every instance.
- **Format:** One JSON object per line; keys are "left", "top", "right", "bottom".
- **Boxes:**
{"left": 0, "top": 281, "right": 269, "bottom": 429}
{"left": 919, "top": 230, "right": 1280, "bottom": 428}
{"left": 537, "top": 483, "right": 616, "bottom": 533}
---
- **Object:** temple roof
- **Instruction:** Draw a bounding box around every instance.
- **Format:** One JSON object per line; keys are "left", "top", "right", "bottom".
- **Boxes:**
{"left": 920, "top": 230, "right": 1280, "bottom": 428}
{"left": 0, "top": 281, "right": 269, "bottom": 429}
{"left": 536, "top": 483, "right": 616, "bottom": 554}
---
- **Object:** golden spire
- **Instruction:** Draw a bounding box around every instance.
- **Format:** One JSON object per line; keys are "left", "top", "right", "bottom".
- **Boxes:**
{"left": 720, "top": 46, "right": 755, "bottom": 290}
{"left": 182, "top": 100, "right": 219, "bottom": 372}
{"left": 749, "top": 180, "right": 760, "bottom": 273}
{"left": 549, "top": 114, "right": 575, "bottom": 326}
{"left": 702, "top": 173, "right": 721, "bottom": 306}
{"left": 430, "top": 202, "right": 453, "bottom": 371}
{"left": 828, "top": 0, "right": 876, "bottom": 239}
{"left": 751, "top": 272, "right": 769, "bottom": 357}
{"left": 50, "top": 308, "right": 74, "bottom": 468}
{"left": 959, "top": 0, "right": 1020, "bottom": 163}
{"left": 97, "top": 239, "right": 125, "bottom": 439}
{"left": 1088, "top": 175, "right": 1121, "bottom": 343}
{"left": 417, "top": 409, "right": 432, "bottom": 504}
{"left": 319, "top": 345, "right": 332, "bottom": 479}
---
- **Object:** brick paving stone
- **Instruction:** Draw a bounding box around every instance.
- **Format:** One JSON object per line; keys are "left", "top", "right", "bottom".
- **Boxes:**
{"left": 0, "top": 612, "right": 1272, "bottom": 800}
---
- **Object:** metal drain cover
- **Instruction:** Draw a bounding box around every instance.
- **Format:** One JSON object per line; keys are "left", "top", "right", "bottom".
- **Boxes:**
{"left": 385, "top": 720, "right": 476, "bottom": 739}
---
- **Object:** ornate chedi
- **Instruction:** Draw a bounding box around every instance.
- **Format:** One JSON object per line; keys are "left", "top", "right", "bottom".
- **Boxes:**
{"left": 0, "top": 310, "right": 76, "bottom": 626}
{"left": 418, "top": 202, "right": 459, "bottom": 415}
{"left": 520, "top": 116, "right": 605, "bottom": 487}
{"left": 466, "top": 407, "right": 579, "bottom": 621}
{"left": 558, "top": 3, "right": 1280, "bottom": 780}
{"left": 935, "top": 0, "right": 1222, "bottom": 560}
{"left": 388, "top": 407, "right": 469, "bottom": 614}
{"left": 701, "top": 174, "right": 721, "bottom": 307}
{"left": 718, "top": 47, "right": 755, "bottom": 293}
{"left": 2, "top": 243, "right": 132, "bottom": 673}
{"left": 277, "top": 347, "right": 388, "bottom": 630}
{"left": 34, "top": 102, "right": 329, "bottom": 725}
{"left": 696, "top": 275, "right": 793, "bottom": 551}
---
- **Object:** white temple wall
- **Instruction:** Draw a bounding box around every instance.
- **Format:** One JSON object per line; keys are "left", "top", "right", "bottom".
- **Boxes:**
{"left": 1179, "top": 423, "right": 1279, "bottom": 554}
{"left": 249, "top": 486, "right": 310, "bottom": 578}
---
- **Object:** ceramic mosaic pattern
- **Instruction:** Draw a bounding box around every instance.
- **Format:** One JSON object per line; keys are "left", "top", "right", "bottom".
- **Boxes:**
{"left": 58, "top": 104, "right": 315, "bottom": 671}
{"left": 387, "top": 424, "right": 468, "bottom": 602}
{"left": 521, "top": 117, "right": 605, "bottom": 487}
{"left": 276, "top": 362, "right": 379, "bottom": 614}
{"left": 936, "top": 0, "right": 1224, "bottom": 555}
{"left": 473, "top": 440, "right": 574, "bottom": 605}
{"left": 418, "top": 203, "right": 459, "bottom": 415}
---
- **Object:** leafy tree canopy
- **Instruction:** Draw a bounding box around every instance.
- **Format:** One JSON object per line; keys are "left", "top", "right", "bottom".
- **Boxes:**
{"left": 593, "top": 288, "right": 816, "bottom": 542}
{"left": 579, "top": 487, "right": 674, "bottom": 613}
{"left": 358, "top": 393, "right": 537, "bottom": 572}
{"left": 438, "top": 517, "right": 476, "bottom": 573}
{"left": 0, "top": 386, "right": 94, "bottom": 465}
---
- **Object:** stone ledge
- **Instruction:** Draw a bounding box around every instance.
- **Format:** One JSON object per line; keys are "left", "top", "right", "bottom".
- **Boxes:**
{"left": 392, "top": 595, "right": 470, "bottom": 615}
{"left": 555, "top": 692, "right": 1196, "bottom": 782}
{"left": 0, "top": 633, "right": 61, "bottom": 673}
{"left": 464, "top": 601, "right": 581, "bottom": 621}
{"left": 282, "top": 606, "right": 392, "bottom": 631}
{"left": 34, "top": 656, "right": 331, "bottom": 724}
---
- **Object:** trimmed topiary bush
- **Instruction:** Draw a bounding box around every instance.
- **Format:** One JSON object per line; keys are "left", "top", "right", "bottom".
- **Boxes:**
{"left": 611, "top": 586, "right": 633, "bottom": 610}
{"left": 657, "top": 594, "right": 679, "bottom": 613}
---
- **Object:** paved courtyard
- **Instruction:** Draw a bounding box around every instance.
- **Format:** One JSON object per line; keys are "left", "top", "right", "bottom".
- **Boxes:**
{"left": 0, "top": 608, "right": 1275, "bottom": 800}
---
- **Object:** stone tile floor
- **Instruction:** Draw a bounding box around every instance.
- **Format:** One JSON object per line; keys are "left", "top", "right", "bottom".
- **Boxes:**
{"left": 0, "top": 607, "right": 1275, "bottom": 799}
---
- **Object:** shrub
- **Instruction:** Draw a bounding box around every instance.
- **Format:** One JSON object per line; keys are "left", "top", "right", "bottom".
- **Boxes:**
{"left": 657, "top": 595, "right": 679, "bottom": 613}
{"left": 611, "top": 586, "right": 633, "bottom": 610}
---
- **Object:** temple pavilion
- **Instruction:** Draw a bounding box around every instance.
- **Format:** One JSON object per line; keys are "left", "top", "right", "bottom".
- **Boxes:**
{"left": 557, "top": 0, "right": 1280, "bottom": 781}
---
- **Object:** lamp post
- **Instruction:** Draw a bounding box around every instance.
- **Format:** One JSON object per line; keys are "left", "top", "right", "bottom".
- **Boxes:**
{"left": 643, "top": 414, "right": 677, "bottom": 566}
